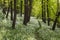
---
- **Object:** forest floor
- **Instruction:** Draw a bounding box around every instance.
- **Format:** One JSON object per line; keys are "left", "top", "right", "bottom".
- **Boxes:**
{"left": 0, "top": 10, "right": 60, "bottom": 40}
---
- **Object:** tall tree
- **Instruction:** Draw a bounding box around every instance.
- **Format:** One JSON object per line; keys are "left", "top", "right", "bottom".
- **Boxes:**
{"left": 20, "top": 1, "right": 23, "bottom": 17}
{"left": 42, "top": 0, "right": 44, "bottom": 22}
{"left": 23, "top": 0, "right": 29, "bottom": 25}
{"left": 12, "top": 0, "right": 17, "bottom": 29}
{"left": 52, "top": 12, "right": 60, "bottom": 30}
{"left": 10, "top": 1, "right": 13, "bottom": 20}
{"left": 6, "top": 0, "right": 10, "bottom": 18}
{"left": 2, "top": 0, "right": 6, "bottom": 15}
{"left": 47, "top": 0, "right": 50, "bottom": 26}
{"left": 42, "top": 0, "right": 46, "bottom": 23}
{"left": 27, "top": 0, "right": 33, "bottom": 22}
{"left": 52, "top": 0, "right": 59, "bottom": 30}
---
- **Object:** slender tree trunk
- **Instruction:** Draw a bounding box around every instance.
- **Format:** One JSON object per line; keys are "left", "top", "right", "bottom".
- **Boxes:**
{"left": 27, "top": 0, "right": 33, "bottom": 22}
{"left": 20, "top": 1, "right": 23, "bottom": 17}
{"left": 3, "top": 7, "right": 6, "bottom": 15}
{"left": 23, "top": 0, "right": 29, "bottom": 25}
{"left": 43, "top": 1, "right": 46, "bottom": 23}
{"left": 42, "top": 0, "right": 46, "bottom": 23}
{"left": 2, "top": 0, "right": 6, "bottom": 15}
{"left": 52, "top": 12, "right": 60, "bottom": 30}
{"left": 10, "top": 1, "right": 13, "bottom": 20}
{"left": 52, "top": 0, "right": 59, "bottom": 30}
{"left": 42, "top": 0, "right": 44, "bottom": 22}
{"left": 6, "top": 0, "right": 9, "bottom": 18}
{"left": 6, "top": 7, "right": 9, "bottom": 18}
{"left": 47, "top": 0, "right": 50, "bottom": 26}
{"left": 12, "top": 0, "right": 17, "bottom": 29}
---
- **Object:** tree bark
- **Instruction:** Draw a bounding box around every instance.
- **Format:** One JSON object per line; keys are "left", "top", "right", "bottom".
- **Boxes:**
{"left": 52, "top": 12, "right": 60, "bottom": 30}
{"left": 12, "top": 0, "right": 17, "bottom": 29}
{"left": 27, "top": 0, "right": 33, "bottom": 22}
{"left": 52, "top": 0, "right": 59, "bottom": 30}
{"left": 2, "top": 0, "right": 6, "bottom": 15}
{"left": 42, "top": 0, "right": 46, "bottom": 23}
{"left": 10, "top": 1, "right": 13, "bottom": 20}
{"left": 6, "top": 7, "right": 9, "bottom": 18}
{"left": 23, "top": 0, "right": 29, "bottom": 25}
{"left": 47, "top": 0, "right": 50, "bottom": 26}
{"left": 6, "top": 0, "right": 9, "bottom": 18}
{"left": 20, "top": 1, "right": 23, "bottom": 17}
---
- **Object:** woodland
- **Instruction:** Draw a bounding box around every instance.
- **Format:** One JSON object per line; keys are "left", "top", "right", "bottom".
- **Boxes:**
{"left": 0, "top": 0, "right": 60, "bottom": 40}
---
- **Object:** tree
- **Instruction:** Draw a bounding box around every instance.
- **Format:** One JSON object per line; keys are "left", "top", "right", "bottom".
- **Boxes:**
{"left": 23, "top": 0, "right": 29, "bottom": 25}
{"left": 12, "top": 0, "right": 17, "bottom": 29}
{"left": 6, "top": 0, "right": 10, "bottom": 18}
{"left": 2, "top": 0, "right": 6, "bottom": 15}
{"left": 20, "top": 1, "right": 23, "bottom": 17}
{"left": 27, "top": 0, "right": 33, "bottom": 22}
{"left": 47, "top": 0, "right": 50, "bottom": 26}
{"left": 52, "top": 12, "right": 60, "bottom": 30}
{"left": 10, "top": 1, "right": 13, "bottom": 20}
{"left": 52, "top": 0, "right": 60, "bottom": 30}
{"left": 6, "top": 6, "right": 10, "bottom": 18}
{"left": 42, "top": 0, "right": 46, "bottom": 23}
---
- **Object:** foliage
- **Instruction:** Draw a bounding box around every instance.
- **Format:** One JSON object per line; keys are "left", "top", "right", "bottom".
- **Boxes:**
{"left": 0, "top": 0, "right": 60, "bottom": 40}
{"left": 0, "top": 13, "right": 60, "bottom": 40}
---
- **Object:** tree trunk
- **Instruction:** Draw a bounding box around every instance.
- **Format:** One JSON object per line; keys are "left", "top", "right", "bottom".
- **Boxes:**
{"left": 52, "top": 0, "right": 59, "bottom": 30}
{"left": 6, "top": 7, "right": 9, "bottom": 18}
{"left": 42, "top": 0, "right": 44, "bottom": 22}
{"left": 23, "top": 0, "right": 29, "bottom": 25}
{"left": 12, "top": 0, "right": 17, "bottom": 29}
{"left": 2, "top": 0, "right": 6, "bottom": 15}
{"left": 6, "top": 0, "right": 9, "bottom": 18}
{"left": 20, "top": 1, "right": 23, "bottom": 17}
{"left": 27, "top": 0, "right": 33, "bottom": 22}
{"left": 47, "top": 0, "right": 50, "bottom": 26}
{"left": 52, "top": 12, "right": 60, "bottom": 30}
{"left": 42, "top": 0, "right": 46, "bottom": 23}
{"left": 10, "top": 1, "right": 13, "bottom": 20}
